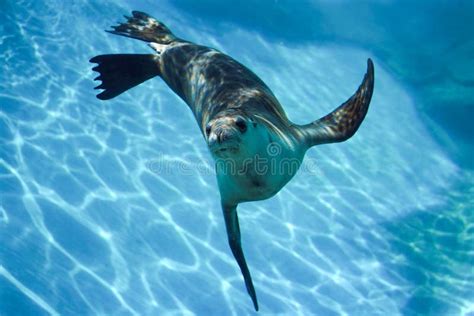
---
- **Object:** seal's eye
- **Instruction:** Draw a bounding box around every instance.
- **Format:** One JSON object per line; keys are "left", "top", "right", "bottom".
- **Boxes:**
{"left": 205, "top": 124, "right": 212, "bottom": 136}
{"left": 235, "top": 117, "right": 247, "bottom": 133}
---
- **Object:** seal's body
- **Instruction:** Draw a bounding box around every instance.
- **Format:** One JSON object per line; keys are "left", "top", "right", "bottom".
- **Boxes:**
{"left": 90, "top": 11, "right": 374, "bottom": 311}
{"left": 155, "top": 42, "right": 306, "bottom": 205}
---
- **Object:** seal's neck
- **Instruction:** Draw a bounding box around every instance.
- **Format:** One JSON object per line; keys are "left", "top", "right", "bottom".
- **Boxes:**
{"left": 216, "top": 126, "right": 306, "bottom": 205}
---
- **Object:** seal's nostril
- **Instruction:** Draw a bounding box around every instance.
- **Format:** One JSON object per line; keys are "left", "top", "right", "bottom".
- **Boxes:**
{"left": 205, "top": 123, "right": 212, "bottom": 136}
{"left": 235, "top": 117, "right": 247, "bottom": 133}
{"left": 218, "top": 131, "right": 227, "bottom": 143}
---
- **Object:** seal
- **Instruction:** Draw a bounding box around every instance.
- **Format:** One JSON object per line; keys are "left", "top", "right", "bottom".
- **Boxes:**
{"left": 90, "top": 11, "right": 374, "bottom": 311}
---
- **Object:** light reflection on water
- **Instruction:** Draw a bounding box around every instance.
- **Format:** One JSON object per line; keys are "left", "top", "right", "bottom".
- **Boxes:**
{"left": 1, "top": 1, "right": 473, "bottom": 315}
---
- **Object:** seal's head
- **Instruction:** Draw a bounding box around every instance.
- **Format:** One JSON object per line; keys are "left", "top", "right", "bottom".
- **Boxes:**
{"left": 205, "top": 112, "right": 263, "bottom": 158}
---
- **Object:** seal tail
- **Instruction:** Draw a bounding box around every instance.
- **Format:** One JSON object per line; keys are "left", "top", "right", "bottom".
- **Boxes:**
{"left": 90, "top": 54, "right": 160, "bottom": 100}
{"left": 223, "top": 204, "right": 259, "bottom": 311}
{"left": 106, "top": 11, "right": 179, "bottom": 44}
{"left": 298, "top": 58, "right": 374, "bottom": 147}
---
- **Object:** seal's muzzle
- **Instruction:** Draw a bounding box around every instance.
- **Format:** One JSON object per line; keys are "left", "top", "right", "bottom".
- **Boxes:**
{"left": 207, "top": 117, "right": 248, "bottom": 155}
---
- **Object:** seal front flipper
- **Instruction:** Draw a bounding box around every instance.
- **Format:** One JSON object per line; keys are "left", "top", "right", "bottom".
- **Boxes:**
{"left": 222, "top": 203, "right": 259, "bottom": 311}
{"left": 299, "top": 58, "right": 375, "bottom": 146}
{"left": 90, "top": 54, "right": 160, "bottom": 100}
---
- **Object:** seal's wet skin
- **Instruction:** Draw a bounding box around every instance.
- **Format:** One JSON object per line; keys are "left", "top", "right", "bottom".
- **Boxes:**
{"left": 90, "top": 11, "right": 374, "bottom": 311}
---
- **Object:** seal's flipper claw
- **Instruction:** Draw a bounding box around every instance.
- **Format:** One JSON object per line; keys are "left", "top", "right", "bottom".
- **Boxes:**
{"left": 300, "top": 58, "right": 374, "bottom": 147}
{"left": 222, "top": 204, "right": 259, "bottom": 311}
{"left": 89, "top": 54, "right": 160, "bottom": 100}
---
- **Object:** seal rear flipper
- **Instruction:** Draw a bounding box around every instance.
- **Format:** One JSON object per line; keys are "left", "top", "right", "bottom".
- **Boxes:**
{"left": 222, "top": 204, "right": 259, "bottom": 311}
{"left": 90, "top": 54, "right": 160, "bottom": 100}
{"left": 299, "top": 58, "right": 374, "bottom": 147}
{"left": 107, "top": 11, "right": 179, "bottom": 44}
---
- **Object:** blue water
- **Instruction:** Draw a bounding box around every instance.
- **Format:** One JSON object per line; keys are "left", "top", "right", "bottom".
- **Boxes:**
{"left": 1, "top": 1, "right": 473, "bottom": 315}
